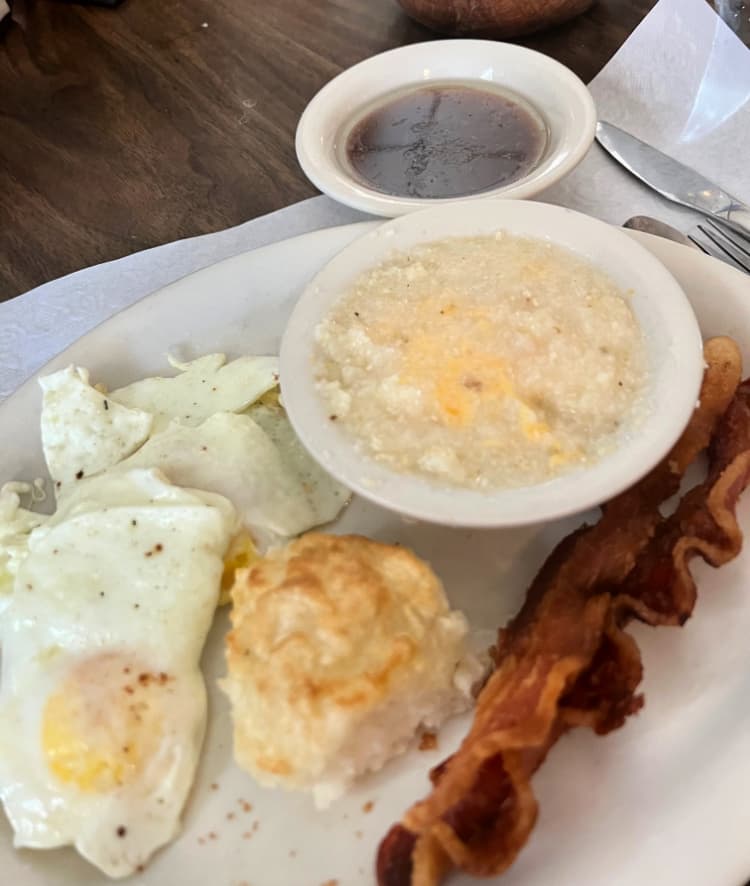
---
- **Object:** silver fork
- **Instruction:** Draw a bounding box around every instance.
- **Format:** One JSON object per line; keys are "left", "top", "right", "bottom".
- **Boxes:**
{"left": 688, "top": 218, "right": 750, "bottom": 274}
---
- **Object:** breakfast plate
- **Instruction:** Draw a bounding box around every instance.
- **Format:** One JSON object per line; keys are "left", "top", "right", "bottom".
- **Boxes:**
{"left": 1, "top": 221, "right": 750, "bottom": 886}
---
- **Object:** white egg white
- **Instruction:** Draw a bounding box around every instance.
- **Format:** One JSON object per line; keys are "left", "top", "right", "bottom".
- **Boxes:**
{"left": 0, "top": 483, "right": 47, "bottom": 618}
{"left": 40, "top": 366, "right": 153, "bottom": 490}
{"left": 247, "top": 401, "right": 351, "bottom": 536}
{"left": 109, "top": 353, "right": 279, "bottom": 434}
{"left": 116, "top": 410, "right": 350, "bottom": 548}
{"left": 40, "top": 356, "right": 349, "bottom": 551}
{"left": 0, "top": 468, "right": 236, "bottom": 878}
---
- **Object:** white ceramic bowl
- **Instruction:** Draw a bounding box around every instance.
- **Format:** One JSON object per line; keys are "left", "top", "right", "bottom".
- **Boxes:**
{"left": 280, "top": 200, "right": 704, "bottom": 528}
{"left": 295, "top": 40, "right": 596, "bottom": 217}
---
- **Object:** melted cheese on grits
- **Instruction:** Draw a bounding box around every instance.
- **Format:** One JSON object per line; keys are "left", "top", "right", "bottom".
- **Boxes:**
{"left": 314, "top": 234, "right": 647, "bottom": 489}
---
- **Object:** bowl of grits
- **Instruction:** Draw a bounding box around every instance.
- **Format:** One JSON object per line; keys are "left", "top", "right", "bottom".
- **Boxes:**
{"left": 280, "top": 200, "right": 703, "bottom": 528}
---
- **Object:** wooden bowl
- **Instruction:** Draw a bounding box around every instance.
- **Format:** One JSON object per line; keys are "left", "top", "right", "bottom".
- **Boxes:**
{"left": 396, "top": 0, "right": 595, "bottom": 38}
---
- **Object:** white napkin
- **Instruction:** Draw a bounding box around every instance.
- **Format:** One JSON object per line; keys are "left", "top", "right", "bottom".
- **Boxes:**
{"left": 542, "top": 0, "right": 750, "bottom": 228}
{"left": 0, "top": 1, "right": 9, "bottom": 20}
{"left": 2, "top": 0, "right": 748, "bottom": 402}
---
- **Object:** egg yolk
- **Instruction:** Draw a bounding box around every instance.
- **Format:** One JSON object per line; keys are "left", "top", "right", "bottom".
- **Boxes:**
{"left": 219, "top": 532, "right": 258, "bottom": 606}
{"left": 42, "top": 654, "right": 167, "bottom": 794}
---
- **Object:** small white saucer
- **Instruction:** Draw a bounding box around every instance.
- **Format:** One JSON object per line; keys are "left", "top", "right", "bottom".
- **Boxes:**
{"left": 295, "top": 40, "right": 597, "bottom": 218}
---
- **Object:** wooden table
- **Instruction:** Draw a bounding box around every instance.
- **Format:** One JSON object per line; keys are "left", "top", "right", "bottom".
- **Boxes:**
{"left": 0, "top": 0, "right": 656, "bottom": 301}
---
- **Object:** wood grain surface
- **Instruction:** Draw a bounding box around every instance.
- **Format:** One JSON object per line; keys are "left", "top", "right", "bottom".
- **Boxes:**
{"left": 0, "top": 0, "right": 656, "bottom": 301}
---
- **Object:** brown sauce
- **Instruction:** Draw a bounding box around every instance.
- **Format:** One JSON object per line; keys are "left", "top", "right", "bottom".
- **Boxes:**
{"left": 344, "top": 83, "right": 547, "bottom": 199}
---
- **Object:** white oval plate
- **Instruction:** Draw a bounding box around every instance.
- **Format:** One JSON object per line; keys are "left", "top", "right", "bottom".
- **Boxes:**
{"left": 1, "top": 225, "right": 749, "bottom": 886}
{"left": 296, "top": 41, "right": 596, "bottom": 217}
{"left": 280, "top": 201, "right": 703, "bottom": 528}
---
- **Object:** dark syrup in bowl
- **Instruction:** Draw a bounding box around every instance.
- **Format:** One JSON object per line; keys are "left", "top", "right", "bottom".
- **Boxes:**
{"left": 343, "top": 81, "right": 548, "bottom": 200}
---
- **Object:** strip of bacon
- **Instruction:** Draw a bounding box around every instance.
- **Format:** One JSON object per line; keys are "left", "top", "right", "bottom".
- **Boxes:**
{"left": 377, "top": 337, "right": 749, "bottom": 886}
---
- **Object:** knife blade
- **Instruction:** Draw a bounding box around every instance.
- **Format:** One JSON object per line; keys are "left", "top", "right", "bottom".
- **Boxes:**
{"left": 596, "top": 121, "right": 750, "bottom": 239}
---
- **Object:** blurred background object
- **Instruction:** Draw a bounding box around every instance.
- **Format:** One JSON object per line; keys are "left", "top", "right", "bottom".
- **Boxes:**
{"left": 1, "top": 0, "right": 125, "bottom": 27}
{"left": 395, "top": 0, "right": 595, "bottom": 37}
{"left": 713, "top": 0, "right": 750, "bottom": 43}
{"left": 56, "top": 0, "right": 126, "bottom": 5}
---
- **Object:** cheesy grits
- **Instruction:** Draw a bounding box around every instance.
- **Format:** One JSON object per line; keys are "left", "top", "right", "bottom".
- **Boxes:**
{"left": 313, "top": 234, "right": 647, "bottom": 489}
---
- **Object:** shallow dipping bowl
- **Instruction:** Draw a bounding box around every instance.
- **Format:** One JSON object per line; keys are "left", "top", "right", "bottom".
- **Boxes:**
{"left": 295, "top": 41, "right": 596, "bottom": 217}
{"left": 280, "top": 200, "right": 704, "bottom": 528}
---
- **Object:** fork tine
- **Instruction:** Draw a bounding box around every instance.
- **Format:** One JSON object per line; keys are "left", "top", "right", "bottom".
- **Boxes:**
{"left": 704, "top": 218, "right": 750, "bottom": 258}
{"left": 687, "top": 234, "right": 713, "bottom": 257}
{"left": 693, "top": 222, "right": 750, "bottom": 274}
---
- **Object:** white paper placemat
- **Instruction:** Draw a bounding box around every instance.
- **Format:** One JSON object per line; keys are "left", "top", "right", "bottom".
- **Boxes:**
{"left": 2, "top": 0, "right": 748, "bottom": 402}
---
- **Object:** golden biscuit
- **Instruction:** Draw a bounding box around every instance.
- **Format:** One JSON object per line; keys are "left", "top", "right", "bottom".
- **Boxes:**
{"left": 221, "top": 533, "right": 481, "bottom": 807}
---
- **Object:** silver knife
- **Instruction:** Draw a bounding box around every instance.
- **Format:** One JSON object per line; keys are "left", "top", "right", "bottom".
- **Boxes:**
{"left": 596, "top": 121, "right": 750, "bottom": 239}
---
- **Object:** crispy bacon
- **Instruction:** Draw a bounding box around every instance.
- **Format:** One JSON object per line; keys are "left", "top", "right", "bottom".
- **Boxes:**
{"left": 377, "top": 337, "right": 750, "bottom": 886}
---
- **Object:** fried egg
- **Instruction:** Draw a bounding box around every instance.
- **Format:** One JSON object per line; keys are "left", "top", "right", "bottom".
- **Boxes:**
{"left": 40, "top": 366, "right": 152, "bottom": 489}
{"left": 0, "top": 468, "right": 236, "bottom": 877}
{"left": 116, "top": 409, "right": 350, "bottom": 548}
{"left": 40, "top": 355, "right": 347, "bottom": 551}
{"left": 109, "top": 353, "right": 279, "bottom": 434}
{"left": 247, "top": 400, "right": 349, "bottom": 527}
{"left": 0, "top": 482, "right": 47, "bottom": 617}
